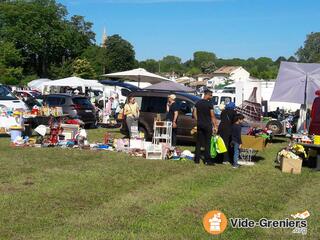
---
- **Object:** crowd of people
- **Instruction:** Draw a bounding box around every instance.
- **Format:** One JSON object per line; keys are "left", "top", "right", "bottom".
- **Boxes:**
{"left": 122, "top": 89, "right": 245, "bottom": 168}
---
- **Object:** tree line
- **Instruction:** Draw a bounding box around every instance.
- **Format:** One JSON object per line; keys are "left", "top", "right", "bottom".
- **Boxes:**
{"left": 0, "top": 0, "right": 319, "bottom": 85}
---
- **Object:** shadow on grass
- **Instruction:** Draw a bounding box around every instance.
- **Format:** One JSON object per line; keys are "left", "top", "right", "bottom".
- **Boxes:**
{"left": 252, "top": 156, "right": 265, "bottom": 162}
{"left": 177, "top": 141, "right": 195, "bottom": 147}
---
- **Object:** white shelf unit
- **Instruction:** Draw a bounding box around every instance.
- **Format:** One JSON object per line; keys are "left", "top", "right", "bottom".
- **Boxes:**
{"left": 145, "top": 144, "right": 163, "bottom": 160}
{"left": 152, "top": 121, "right": 172, "bottom": 147}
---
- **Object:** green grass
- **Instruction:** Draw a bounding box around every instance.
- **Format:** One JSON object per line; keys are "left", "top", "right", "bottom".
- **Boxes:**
{"left": 0, "top": 128, "right": 319, "bottom": 239}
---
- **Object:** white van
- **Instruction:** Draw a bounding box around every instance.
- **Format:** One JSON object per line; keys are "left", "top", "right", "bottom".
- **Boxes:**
{"left": 0, "top": 85, "right": 28, "bottom": 110}
{"left": 211, "top": 92, "right": 236, "bottom": 107}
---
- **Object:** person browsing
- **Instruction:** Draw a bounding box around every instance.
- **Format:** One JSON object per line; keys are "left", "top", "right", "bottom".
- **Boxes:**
{"left": 193, "top": 89, "right": 219, "bottom": 165}
{"left": 218, "top": 102, "right": 237, "bottom": 164}
{"left": 231, "top": 114, "right": 245, "bottom": 169}
{"left": 166, "top": 94, "right": 179, "bottom": 146}
{"left": 124, "top": 96, "right": 140, "bottom": 138}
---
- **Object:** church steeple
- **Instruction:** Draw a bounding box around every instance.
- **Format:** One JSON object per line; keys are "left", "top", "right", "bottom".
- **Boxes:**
{"left": 102, "top": 27, "right": 107, "bottom": 48}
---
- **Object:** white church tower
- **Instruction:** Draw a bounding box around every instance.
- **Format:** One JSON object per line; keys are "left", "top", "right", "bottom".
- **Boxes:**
{"left": 101, "top": 27, "right": 107, "bottom": 48}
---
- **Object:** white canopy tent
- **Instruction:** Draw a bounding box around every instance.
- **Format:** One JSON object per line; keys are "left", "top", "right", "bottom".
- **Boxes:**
{"left": 27, "top": 78, "right": 51, "bottom": 92}
{"left": 271, "top": 61, "right": 320, "bottom": 105}
{"left": 271, "top": 61, "right": 320, "bottom": 131}
{"left": 42, "top": 77, "right": 104, "bottom": 94}
{"left": 102, "top": 68, "right": 170, "bottom": 86}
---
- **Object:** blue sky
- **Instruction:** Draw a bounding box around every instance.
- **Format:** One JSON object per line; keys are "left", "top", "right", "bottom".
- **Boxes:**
{"left": 59, "top": 0, "right": 320, "bottom": 61}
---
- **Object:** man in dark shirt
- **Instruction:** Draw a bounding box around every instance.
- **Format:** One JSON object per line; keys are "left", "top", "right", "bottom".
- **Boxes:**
{"left": 166, "top": 94, "right": 179, "bottom": 146}
{"left": 193, "top": 89, "right": 219, "bottom": 165}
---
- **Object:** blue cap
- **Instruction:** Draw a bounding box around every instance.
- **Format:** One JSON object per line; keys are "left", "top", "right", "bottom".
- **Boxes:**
{"left": 226, "top": 102, "right": 236, "bottom": 110}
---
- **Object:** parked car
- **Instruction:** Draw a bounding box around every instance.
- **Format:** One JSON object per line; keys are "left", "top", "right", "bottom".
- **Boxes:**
{"left": 0, "top": 85, "right": 28, "bottom": 110}
{"left": 121, "top": 90, "right": 201, "bottom": 142}
{"left": 43, "top": 94, "right": 97, "bottom": 128}
{"left": 13, "top": 90, "right": 43, "bottom": 109}
{"left": 14, "top": 90, "right": 43, "bottom": 103}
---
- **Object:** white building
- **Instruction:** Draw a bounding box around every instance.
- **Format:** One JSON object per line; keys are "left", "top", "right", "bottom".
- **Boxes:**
{"left": 207, "top": 66, "right": 250, "bottom": 88}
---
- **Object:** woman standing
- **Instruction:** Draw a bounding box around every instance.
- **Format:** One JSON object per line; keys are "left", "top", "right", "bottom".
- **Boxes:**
{"left": 124, "top": 96, "right": 140, "bottom": 138}
{"left": 217, "top": 102, "right": 237, "bottom": 164}
{"left": 309, "top": 90, "right": 320, "bottom": 135}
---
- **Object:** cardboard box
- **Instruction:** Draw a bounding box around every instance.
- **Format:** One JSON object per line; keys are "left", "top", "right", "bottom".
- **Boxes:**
{"left": 241, "top": 135, "right": 266, "bottom": 151}
{"left": 280, "top": 157, "right": 302, "bottom": 174}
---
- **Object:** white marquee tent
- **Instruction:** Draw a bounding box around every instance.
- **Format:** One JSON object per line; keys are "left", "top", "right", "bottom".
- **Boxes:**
{"left": 27, "top": 78, "right": 51, "bottom": 92}
{"left": 42, "top": 77, "right": 104, "bottom": 94}
{"left": 103, "top": 68, "right": 170, "bottom": 86}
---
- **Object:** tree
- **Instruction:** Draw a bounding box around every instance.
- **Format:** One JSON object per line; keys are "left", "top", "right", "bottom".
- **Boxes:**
{"left": 193, "top": 51, "right": 216, "bottom": 69}
{"left": 255, "top": 57, "right": 274, "bottom": 72}
{"left": 72, "top": 58, "right": 96, "bottom": 79}
{"left": 296, "top": 32, "right": 320, "bottom": 62}
{"left": 287, "top": 56, "right": 297, "bottom": 62}
{"left": 0, "top": 0, "right": 95, "bottom": 77}
{"left": 67, "top": 15, "right": 96, "bottom": 58}
{"left": 105, "top": 34, "right": 135, "bottom": 73}
{"left": 48, "top": 60, "right": 73, "bottom": 79}
{"left": 0, "top": 41, "right": 24, "bottom": 84}
{"left": 275, "top": 56, "right": 287, "bottom": 65}
{"left": 81, "top": 45, "right": 107, "bottom": 76}
{"left": 0, "top": 65, "right": 24, "bottom": 85}
{"left": 139, "top": 59, "right": 159, "bottom": 73}
{"left": 0, "top": 41, "right": 23, "bottom": 67}
{"left": 159, "top": 55, "right": 183, "bottom": 74}
{"left": 186, "top": 67, "right": 201, "bottom": 76}
{"left": 200, "top": 61, "right": 216, "bottom": 74}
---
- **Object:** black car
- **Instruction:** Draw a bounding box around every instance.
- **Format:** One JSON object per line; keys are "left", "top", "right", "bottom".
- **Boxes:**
{"left": 121, "top": 90, "right": 201, "bottom": 142}
{"left": 43, "top": 94, "right": 97, "bottom": 128}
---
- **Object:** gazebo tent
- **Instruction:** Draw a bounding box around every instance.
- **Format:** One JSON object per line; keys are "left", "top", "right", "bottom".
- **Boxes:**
{"left": 42, "top": 77, "right": 103, "bottom": 93}
{"left": 103, "top": 68, "right": 170, "bottom": 86}
{"left": 270, "top": 61, "right": 320, "bottom": 131}
{"left": 271, "top": 61, "right": 320, "bottom": 105}
{"left": 27, "top": 78, "right": 51, "bottom": 91}
{"left": 144, "top": 81, "right": 195, "bottom": 93}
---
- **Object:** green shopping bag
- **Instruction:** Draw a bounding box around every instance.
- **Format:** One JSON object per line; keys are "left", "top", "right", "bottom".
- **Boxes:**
{"left": 216, "top": 136, "right": 227, "bottom": 154}
{"left": 210, "top": 136, "right": 217, "bottom": 158}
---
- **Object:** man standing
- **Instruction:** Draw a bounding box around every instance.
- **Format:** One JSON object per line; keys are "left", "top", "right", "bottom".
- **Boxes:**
{"left": 193, "top": 89, "right": 219, "bottom": 165}
{"left": 166, "top": 94, "right": 179, "bottom": 146}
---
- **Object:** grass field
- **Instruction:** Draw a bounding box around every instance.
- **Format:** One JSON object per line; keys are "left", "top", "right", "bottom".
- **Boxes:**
{"left": 0, "top": 128, "right": 319, "bottom": 239}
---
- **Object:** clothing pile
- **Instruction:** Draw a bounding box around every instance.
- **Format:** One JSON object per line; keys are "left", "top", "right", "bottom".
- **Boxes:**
{"left": 247, "top": 127, "right": 273, "bottom": 140}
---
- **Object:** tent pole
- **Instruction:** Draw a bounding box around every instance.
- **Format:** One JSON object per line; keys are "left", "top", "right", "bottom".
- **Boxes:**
{"left": 304, "top": 74, "right": 308, "bottom": 107}
{"left": 303, "top": 74, "right": 308, "bottom": 131}
{"left": 302, "top": 74, "right": 308, "bottom": 131}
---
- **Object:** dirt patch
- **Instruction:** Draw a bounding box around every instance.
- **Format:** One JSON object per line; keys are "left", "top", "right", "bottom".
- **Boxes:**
{"left": 183, "top": 206, "right": 203, "bottom": 218}
{"left": 23, "top": 177, "right": 34, "bottom": 186}
{"left": 0, "top": 184, "right": 19, "bottom": 193}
